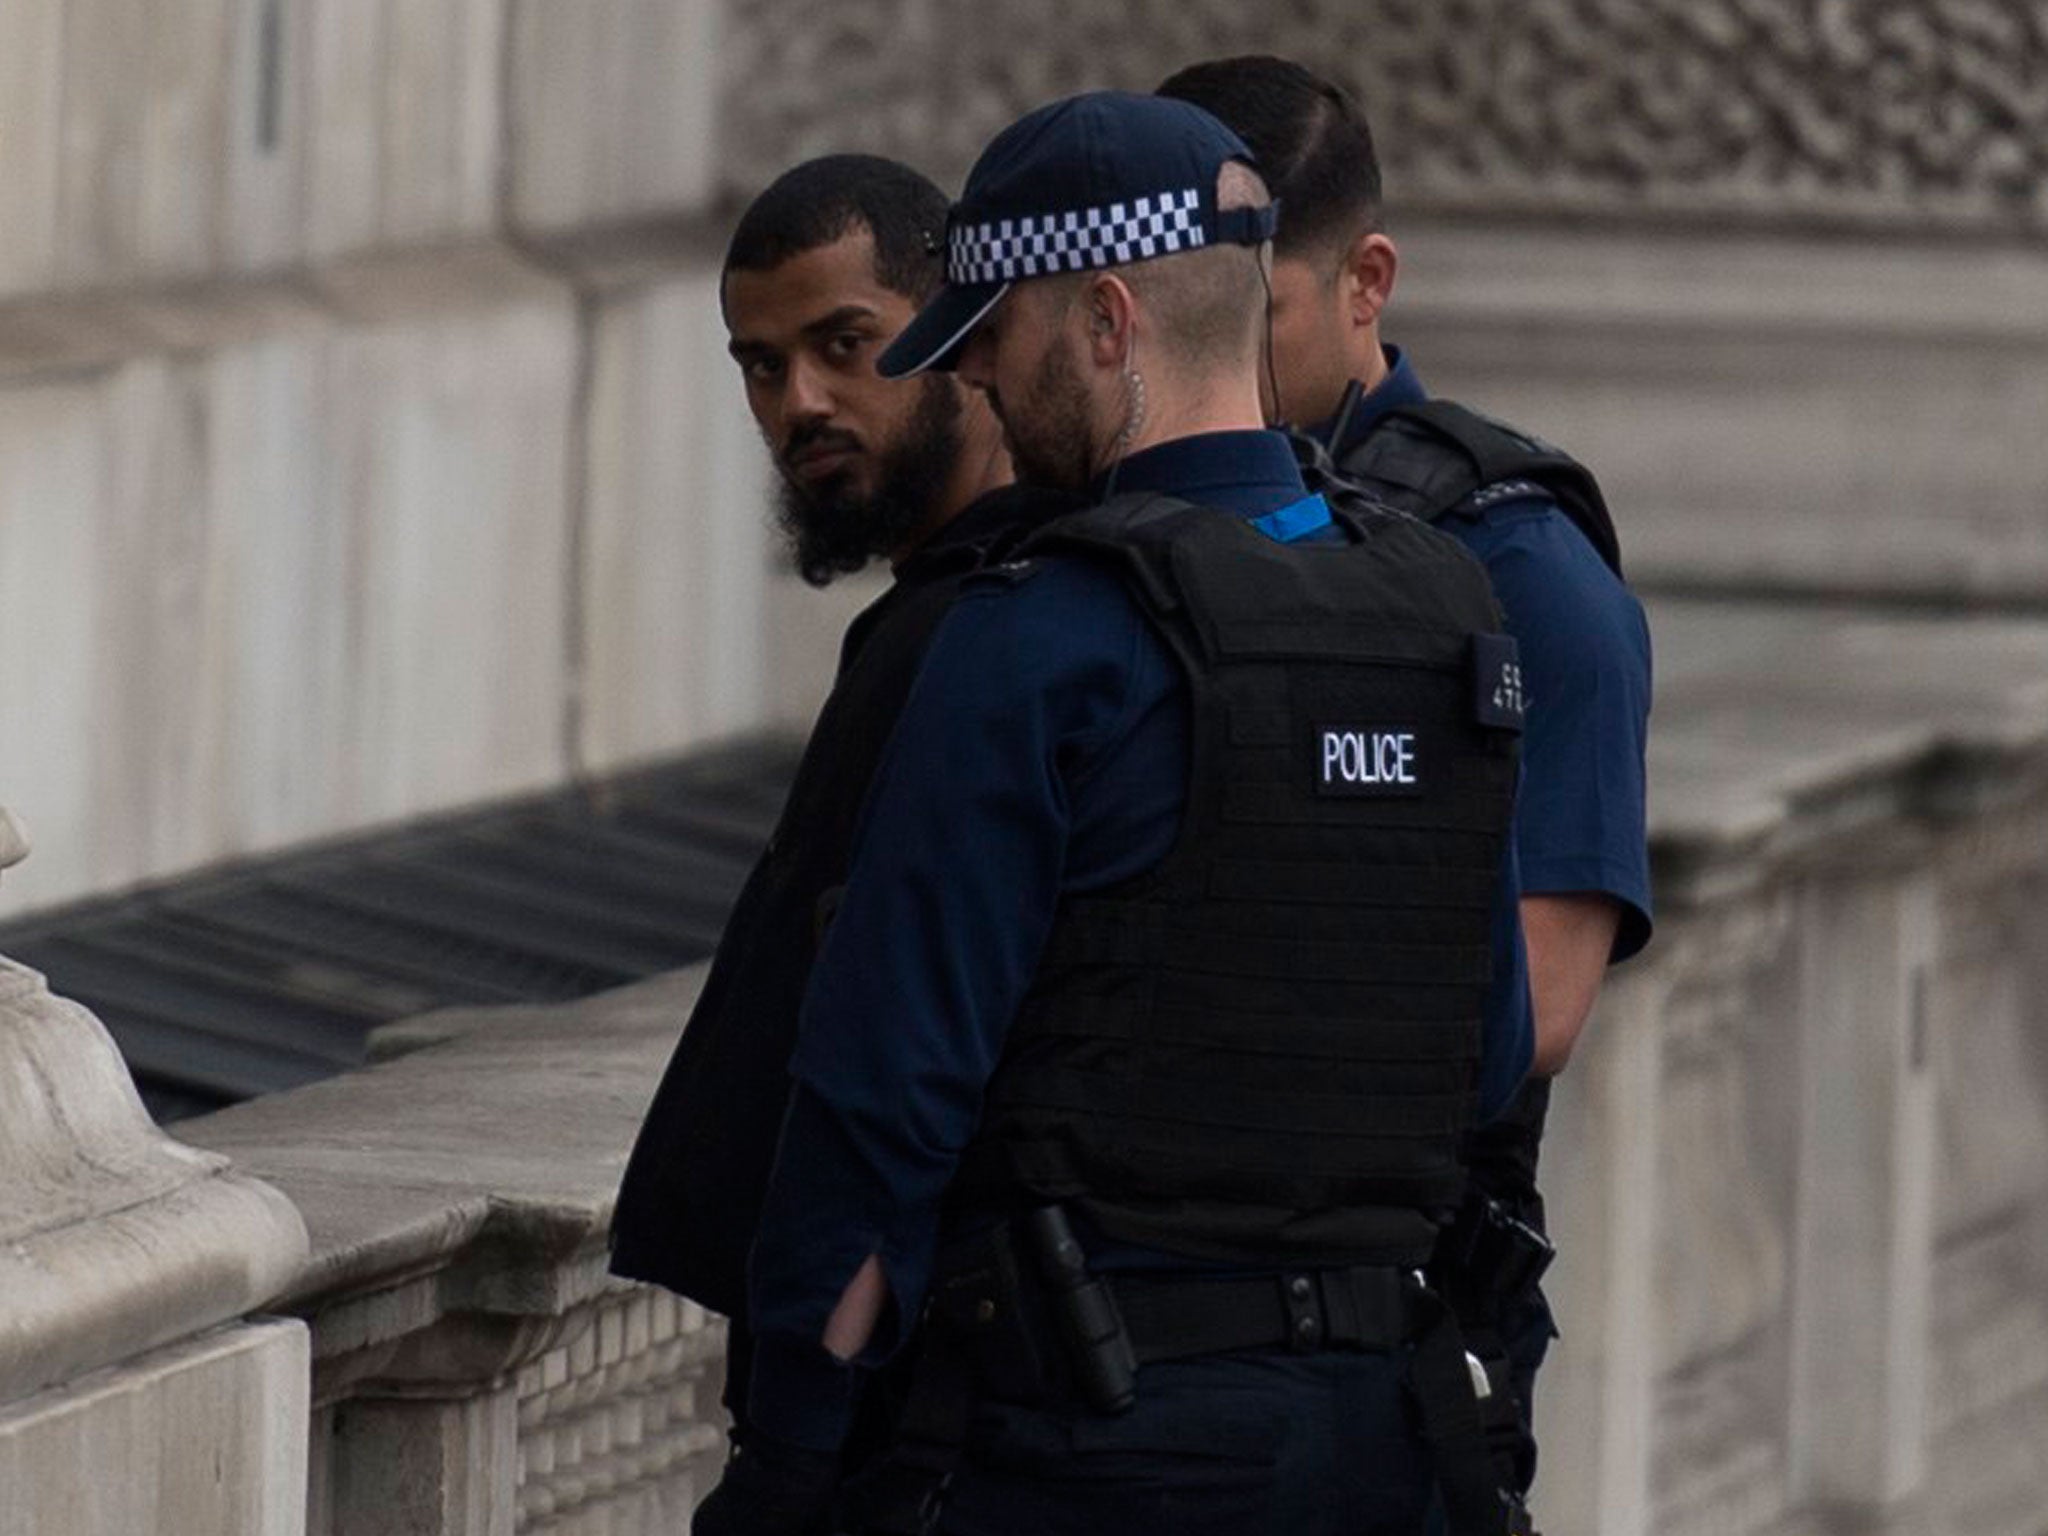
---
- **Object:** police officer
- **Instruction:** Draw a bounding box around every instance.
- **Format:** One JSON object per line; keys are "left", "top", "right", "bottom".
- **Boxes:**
{"left": 691, "top": 92, "right": 1533, "bottom": 1536}
{"left": 1160, "top": 55, "right": 1656, "bottom": 1505}
{"left": 609, "top": 155, "right": 1069, "bottom": 1453}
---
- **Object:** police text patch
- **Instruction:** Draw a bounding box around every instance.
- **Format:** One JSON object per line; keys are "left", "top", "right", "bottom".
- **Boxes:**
{"left": 1315, "top": 726, "right": 1426, "bottom": 797}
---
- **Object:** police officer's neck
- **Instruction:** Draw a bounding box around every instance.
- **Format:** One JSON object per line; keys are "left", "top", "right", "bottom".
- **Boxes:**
{"left": 1294, "top": 335, "right": 1393, "bottom": 439}
{"left": 1351, "top": 330, "right": 1393, "bottom": 395}
{"left": 1112, "top": 370, "right": 1268, "bottom": 466}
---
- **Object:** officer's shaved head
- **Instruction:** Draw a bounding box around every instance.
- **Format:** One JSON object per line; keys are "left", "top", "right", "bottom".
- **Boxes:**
{"left": 1035, "top": 160, "right": 1274, "bottom": 374}
{"left": 1121, "top": 160, "right": 1272, "bottom": 370}
{"left": 1158, "top": 56, "right": 1383, "bottom": 262}
{"left": 723, "top": 155, "right": 949, "bottom": 305}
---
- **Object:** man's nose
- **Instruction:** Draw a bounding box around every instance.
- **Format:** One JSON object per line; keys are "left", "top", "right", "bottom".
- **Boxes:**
{"left": 783, "top": 355, "right": 834, "bottom": 422}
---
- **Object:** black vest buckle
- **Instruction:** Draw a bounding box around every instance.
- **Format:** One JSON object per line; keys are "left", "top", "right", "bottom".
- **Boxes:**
{"left": 1282, "top": 1271, "right": 1325, "bottom": 1352}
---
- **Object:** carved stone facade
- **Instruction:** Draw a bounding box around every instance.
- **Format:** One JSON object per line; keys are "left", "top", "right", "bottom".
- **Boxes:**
{"left": 721, "top": 0, "right": 2048, "bottom": 235}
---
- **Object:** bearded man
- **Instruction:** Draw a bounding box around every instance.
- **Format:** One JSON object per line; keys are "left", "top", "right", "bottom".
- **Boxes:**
{"left": 610, "top": 154, "right": 1068, "bottom": 1455}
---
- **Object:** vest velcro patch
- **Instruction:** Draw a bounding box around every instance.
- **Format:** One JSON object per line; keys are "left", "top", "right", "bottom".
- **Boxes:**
{"left": 1314, "top": 724, "right": 1426, "bottom": 797}
{"left": 1473, "top": 633, "right": 1525, "bottom": 732}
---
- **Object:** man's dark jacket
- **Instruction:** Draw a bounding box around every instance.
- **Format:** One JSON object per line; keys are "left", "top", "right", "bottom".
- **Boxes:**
{"left": 609, "top": 487, "right": 1068, "bottom": 1320}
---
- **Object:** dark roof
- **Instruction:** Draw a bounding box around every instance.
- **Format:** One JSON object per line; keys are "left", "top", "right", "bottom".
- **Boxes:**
{"left": 0, "top": 738, "right": 801, "bottom": 1122}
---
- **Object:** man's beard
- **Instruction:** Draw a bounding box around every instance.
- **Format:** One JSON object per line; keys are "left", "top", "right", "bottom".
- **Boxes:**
{"left": 996, "top": 339, "right": 1096, "bottom": 496}
{"left": 774, "top": 376, "right": 964, "bottom": 587}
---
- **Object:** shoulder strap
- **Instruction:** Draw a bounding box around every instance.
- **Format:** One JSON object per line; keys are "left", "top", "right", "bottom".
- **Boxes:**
{"left": 1339, "top": 399, "right": 1624, "bottom": 577}
{"left": 1005, "top": 492, "right": 1208, "bottom": 622}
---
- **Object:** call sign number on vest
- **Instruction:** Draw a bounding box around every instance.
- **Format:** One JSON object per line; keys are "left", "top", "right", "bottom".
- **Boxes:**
{"left": 1317, "top": 727, "right": 1425, "bottom": 797}
{"left": 1472, "top": 634, "right": 1527, "bottom": 733}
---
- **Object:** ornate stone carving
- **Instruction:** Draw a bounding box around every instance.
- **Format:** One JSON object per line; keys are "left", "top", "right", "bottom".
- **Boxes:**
{"left": 721, "top": 0, "right": 2048, "bottom": 234}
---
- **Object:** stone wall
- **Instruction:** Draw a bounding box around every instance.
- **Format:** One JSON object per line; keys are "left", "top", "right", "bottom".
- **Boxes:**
{"left": 720, "top": 0, "right": 2048, "bottom": 611}
{"left": 721, "top": 0, "right": 2048, "bottom": 236}
{"left": 6, "top": 0, "right": 2048, "bottom": 917}
{"left": 1534, "top": 597, "right": 2048, "bottom": 1536}
{"left": 0, "top": 0, "right": 814, "bottom": 920}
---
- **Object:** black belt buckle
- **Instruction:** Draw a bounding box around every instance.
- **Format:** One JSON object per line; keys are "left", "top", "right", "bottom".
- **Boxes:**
{"left": 1281, "top": 1271, "right": 1325, "bottom": 1353}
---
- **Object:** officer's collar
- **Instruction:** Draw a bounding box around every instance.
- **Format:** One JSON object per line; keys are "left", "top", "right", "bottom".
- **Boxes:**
{"left": 1316, "top": 345, "right": 1428, "bottom": 460}
{"left": 1088, "top": 430, "right": 1308, "bottom": 517}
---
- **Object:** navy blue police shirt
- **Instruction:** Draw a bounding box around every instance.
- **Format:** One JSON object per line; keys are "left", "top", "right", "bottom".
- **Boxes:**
{"left": 1327, "top": 349, "right": 1654, "bottom": 957}
{"left": 744, "top": 429, "right": 1534, "bottom": 1450}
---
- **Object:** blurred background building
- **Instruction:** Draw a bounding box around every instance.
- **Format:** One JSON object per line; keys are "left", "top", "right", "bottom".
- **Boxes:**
{"left": 2, "top": 3, "right": 2047, "bottom": 1535}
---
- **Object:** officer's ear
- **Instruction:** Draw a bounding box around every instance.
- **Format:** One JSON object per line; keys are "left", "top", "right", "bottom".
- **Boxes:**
{"left": 1083, "top": 274, "right": 1138, "bottom": 371}
{"left": 1338, "top": 230, "right": 1398, "bottom": 334}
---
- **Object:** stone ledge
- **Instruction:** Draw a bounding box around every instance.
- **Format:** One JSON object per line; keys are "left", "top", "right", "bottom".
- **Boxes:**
{"left": 177, "top": 968, "right": 704, "bottom": 1396}
{"left": 1388, "top": 226, "right": 2048, "bottom": 607}
{"left": 1645, "top": 597, "right": 2048, "bottom": 908}
{"left": 1395, "top": 221, "right": 2048, "bottom": 348}
{"left": 0, "top": 238, "right": 587, "bottom": 384}
{"left": 0, "top": 222, "right": 727, "bottom": 386}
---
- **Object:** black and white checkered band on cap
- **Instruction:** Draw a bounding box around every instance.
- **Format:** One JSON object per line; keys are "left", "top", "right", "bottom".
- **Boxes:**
{"left": 948, "top": 188, "right": 1207, "bottom": 285}
{"left": 879, "top": 92, "right": 1277, "bottom": 377}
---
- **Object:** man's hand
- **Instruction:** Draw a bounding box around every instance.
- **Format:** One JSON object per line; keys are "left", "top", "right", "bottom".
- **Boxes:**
{"left": 691, "top": 1434, "right": 840, "bottom": 1536}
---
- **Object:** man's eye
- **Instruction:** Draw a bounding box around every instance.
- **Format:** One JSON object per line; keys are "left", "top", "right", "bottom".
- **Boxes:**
{"left": 742, "top": 356, "right": 783, "bottom": 384}
{"left": 825, "top": 333, "right": 868, "bottom": 362}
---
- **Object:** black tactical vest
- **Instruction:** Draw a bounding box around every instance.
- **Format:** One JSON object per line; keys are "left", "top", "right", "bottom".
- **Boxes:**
{"left": 1315, "top": 393, "right": 1627, "bottom": 1220}
{"left": 955, "top": 491, "right": 1523, "bottom": 1269}
{"left": 1318, "top": 396, "right": 1622, "bottom": 578}
{"left": 609, "top": 487, "right": 1073, "bottom": 1316}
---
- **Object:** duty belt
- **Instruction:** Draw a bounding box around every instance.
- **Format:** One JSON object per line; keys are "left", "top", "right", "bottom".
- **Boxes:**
{"left": 857, "top": 1218, "right": 1531, "bottom": 1536}
{"left": 1112, "top": 1263, "right": 1424, "bottom": 1362}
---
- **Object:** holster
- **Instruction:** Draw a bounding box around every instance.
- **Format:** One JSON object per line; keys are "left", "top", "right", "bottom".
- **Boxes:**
{"left": 1427, "top": 1188, "right": 1556, "bottom": 1504}
{"left": 844, "top": 1213, "right": 1131, "bottom": 1536}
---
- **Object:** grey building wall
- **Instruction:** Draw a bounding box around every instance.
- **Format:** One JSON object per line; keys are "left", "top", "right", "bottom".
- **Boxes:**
{"left": 4, "top": 0, "right": 2046, "bottom": 915}
{"left": 724, "top": 0, "right": 2048, "bottom": 238}
{"left": 0, "top": 1, "right": 787, "bottom": 919}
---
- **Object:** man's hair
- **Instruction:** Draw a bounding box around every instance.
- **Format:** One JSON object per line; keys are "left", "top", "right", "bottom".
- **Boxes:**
{"left": 1157, "top": 56, "right": 1382, "bottom": 260}
{"left": 723, "top": 155, "right": 950, "bottom": 301}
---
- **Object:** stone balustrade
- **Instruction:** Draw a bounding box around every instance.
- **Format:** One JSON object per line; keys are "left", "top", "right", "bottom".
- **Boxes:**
{"left": 182, "top": 971, "right": 732, "bottom": 1536}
